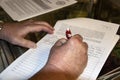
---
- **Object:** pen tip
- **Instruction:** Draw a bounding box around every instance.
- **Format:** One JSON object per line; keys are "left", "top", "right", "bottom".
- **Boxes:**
{"left": 67, "top": 28, "right": 70, "bottom": 31}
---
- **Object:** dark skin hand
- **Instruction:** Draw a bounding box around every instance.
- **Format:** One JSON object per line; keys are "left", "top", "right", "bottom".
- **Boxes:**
{"left": 30, "top": 34, "right": 88, "bottom": 80}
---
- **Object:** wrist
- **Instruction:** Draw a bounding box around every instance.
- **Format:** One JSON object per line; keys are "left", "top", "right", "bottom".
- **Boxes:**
{"left": 0, "top": 21, "right": 4, "bottom": 29}
{"left": 41, "top": 64, "right": 76, "bottom": 80}
{"left": 30, "top": 64, "right": 68, "bottom": 80}
{"left": 30, "top": 64, "right": 76, "bottom": 80}
{"left": 48, "top": 64, "right": 78, "bottom": 80}
{"left": 0, "top": 21, "right": 4, "bottom": 39}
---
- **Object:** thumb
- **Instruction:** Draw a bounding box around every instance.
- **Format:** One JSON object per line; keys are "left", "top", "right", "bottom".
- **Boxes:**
{"left": 53, "top": 38, "right": 67, "bottom": 47}
{"left": 14, "top": 38, "right": 37, "bottom": 48}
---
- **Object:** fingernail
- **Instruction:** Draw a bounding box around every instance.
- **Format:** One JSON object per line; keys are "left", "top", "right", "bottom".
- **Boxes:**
{"left": 59, "top": 39, "right": 67, "bottom": 46}
{"left": 31, "top": 44, "right": 37, "bottom": 48}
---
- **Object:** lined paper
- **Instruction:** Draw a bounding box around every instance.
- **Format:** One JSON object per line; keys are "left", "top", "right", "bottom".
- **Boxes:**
{"left": 0, "top": 43, "right": 52, "bottom": 80}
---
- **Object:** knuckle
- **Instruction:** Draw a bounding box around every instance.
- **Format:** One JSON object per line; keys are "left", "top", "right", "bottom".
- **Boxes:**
{"left": 84, "top": 42, "right": 88, "bottom": 49}
{"left": 71, "top": 34, "right": 83, "bottom": 42}
{"left": 75, "top": 34, "right": 83, "bottom": 40}
{"left": 10, "top": 37, "right": 19, "bottom": 45}
{"left": 79, "top": 42, "right": 88, "bottom": 55}
{"left": 40, "top": 21, "right": 48, "bottom": 24}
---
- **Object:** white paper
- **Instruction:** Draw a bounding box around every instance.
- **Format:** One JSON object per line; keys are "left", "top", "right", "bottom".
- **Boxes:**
{"left": 0, "top": 0, "right": 77, "bottom": 21}
{"left": 0, "top": 43, "right": 52, "bottom": 80}
{"left": 0, "top": 18, "right": 119, "bottom": 80}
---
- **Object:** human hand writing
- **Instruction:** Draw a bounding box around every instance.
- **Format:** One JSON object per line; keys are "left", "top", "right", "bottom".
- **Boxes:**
{"left": 30, "top": 34, "right": 88, "bottom": 80}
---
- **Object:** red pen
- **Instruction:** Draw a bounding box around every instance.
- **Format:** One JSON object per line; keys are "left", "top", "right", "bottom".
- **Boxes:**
{"left": 66, "top": 28, "right": 72, "bottom": 39}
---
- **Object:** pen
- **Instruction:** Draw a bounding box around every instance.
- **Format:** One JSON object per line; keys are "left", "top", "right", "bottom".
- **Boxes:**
{"left": 66, "top": 28, "right": 72, "bottom": 39}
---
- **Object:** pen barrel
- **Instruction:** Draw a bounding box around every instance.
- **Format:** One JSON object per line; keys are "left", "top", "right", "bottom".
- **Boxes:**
{"left": 66, "top": 29, "right": 72, "bottom": 39}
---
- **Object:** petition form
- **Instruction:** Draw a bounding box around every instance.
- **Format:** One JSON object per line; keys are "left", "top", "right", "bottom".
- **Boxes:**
{"left": 0, "top": 18, "right": 119, "bottom": 80}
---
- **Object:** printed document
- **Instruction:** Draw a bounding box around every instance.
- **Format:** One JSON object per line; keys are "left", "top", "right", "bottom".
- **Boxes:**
{"left": 0, "top": 18, "right": 119, "bottom": 80}
{"left": 0, "top": 0, "right": 77, "bottom": 21}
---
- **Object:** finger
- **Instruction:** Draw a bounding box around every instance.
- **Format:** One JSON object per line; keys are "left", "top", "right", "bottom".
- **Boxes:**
{"left": 82, "top": 42, "right": 88, "bottom": 52}
{"left": 33, "top": 21, "right": 52, "bottom": 28}
{"left": 83, "top": 42, "right": 88, "bottom": 49}
{"left": 67, "top": 34, "right": 83, "bottom": 45}
{"left": 53, "top": 38, "right": 67, "bottom": 47}
{"left": 23, "top": 20, "right": 52, "bottom": 28}
{"left": 27, "top": 20, "right": 54, "bottom": 30}
{"left": 14, "top": 38, "right": 37, "bottom": 48}
{"left": 26, "top": 24, "right": 54, "bottom": 34}
{"left": 23, "top": 19, "right": 34, "bottom": 24}
{"left": 82, "top": 42, "right": 88, "bottom": 64}
{"left": 73, "top": 34, "right": 83, "bottom": 41}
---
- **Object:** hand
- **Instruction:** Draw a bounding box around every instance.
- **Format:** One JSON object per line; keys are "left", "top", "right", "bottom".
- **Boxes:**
{"left": 48, "top": 34, "right": 88, "bottom": 79}
{"left": 0, "top": 20, "right": 54, "bottom": 48}
{"left": 30, "top": 34, "right": 88, "bottom": 80}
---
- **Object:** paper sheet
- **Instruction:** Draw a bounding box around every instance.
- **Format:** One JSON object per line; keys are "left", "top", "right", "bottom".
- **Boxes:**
{"left": 0, "top": 43, "right": 52, "bottom": 80}
{"left": 0, "top": 18, "right": 119, "bottom": 80}
{"left": 0, "top": 0, "right": 77, "bottom": 21}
